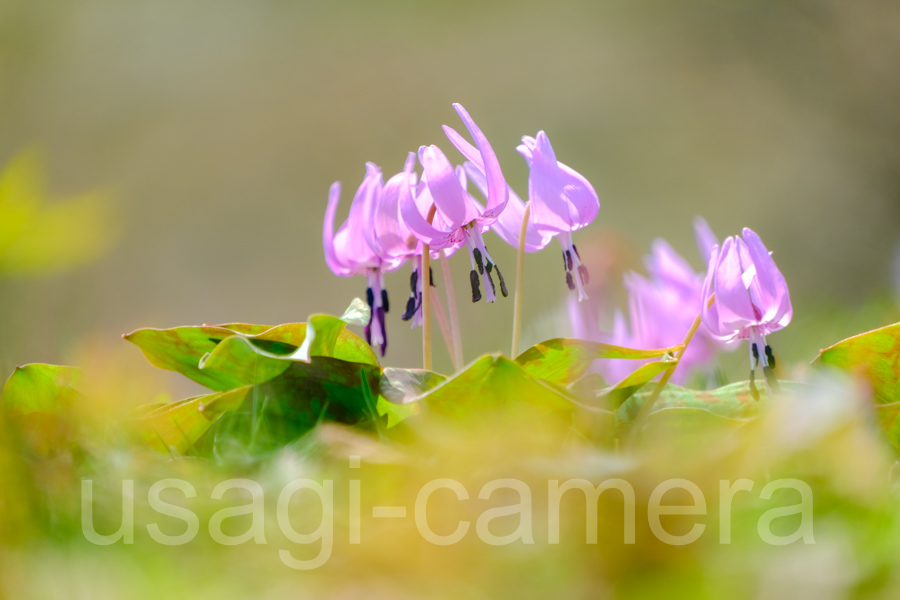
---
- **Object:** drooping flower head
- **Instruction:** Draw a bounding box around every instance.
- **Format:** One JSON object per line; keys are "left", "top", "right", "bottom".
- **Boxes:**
{"left": 469, "top": 131, "right": 599, "bottom": 301}
{"left": 323, "top": 162, "right": 408, "bottom": 355}
{"left": 701, "top": 227, "right": 792, "bottom": 381}
{"left": 401, "top": 103, "right": 509, "bottom": 303}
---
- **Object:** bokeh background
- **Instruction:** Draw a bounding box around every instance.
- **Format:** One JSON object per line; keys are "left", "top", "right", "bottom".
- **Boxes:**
{"left": 2, "top": 0, "right": 900, "bottom": 385}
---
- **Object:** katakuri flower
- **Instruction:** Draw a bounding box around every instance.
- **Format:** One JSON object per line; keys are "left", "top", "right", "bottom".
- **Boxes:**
{"left": 323, "top": 162, "right": 406, "bottom": 355}
{"left": 701, "top": 227, "right": 792, "bottom": 384}
{"left": 400, "top": 103, "right": 509, "bottom": 304}
{"left": 469, "top": 131, "right": 599, "bottom": 301}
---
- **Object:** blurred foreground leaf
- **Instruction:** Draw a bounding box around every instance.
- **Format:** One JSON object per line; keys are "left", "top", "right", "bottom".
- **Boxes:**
{"left": 0, "top": 150, "right": 117, "bottom": 276}
{"left": 814, "top": 321, "right": 900, "bottom": 404}
{"left": 1, "top": 364, "right": 83, "bottom": 456}
{"left": 515, "top": 338, "right": 680, "bottom": 386}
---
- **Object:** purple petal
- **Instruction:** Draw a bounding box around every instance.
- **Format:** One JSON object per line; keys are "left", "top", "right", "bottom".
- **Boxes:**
{"left": 693, "top": 216, "right": 718, "bottom": 266}
{"left": 446, "top": 103, "right": 508, "bottom": 221}
{"left": 526, "top": 131, "right": 576, "bottom": 235}
{"left": 558, "top": 161, "right": 599, "bottom": 229}
{"left": 712, "top": 237, "right": 758, "bottom": 334}
{"left": 741, "top": 227, "right": 792, "bottom": 328}
{"left": 418, "top": 145, "right": 474, "bottom": 229}
{"left": 323, "top": 181, "right": 352, "bottom": 276}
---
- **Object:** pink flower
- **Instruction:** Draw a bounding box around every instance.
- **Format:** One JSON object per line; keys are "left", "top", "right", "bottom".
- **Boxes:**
{"left": 401, "top": 103, "right": 509, "bottom": 303}
{"left": 323, "top": 162, "right": 408, "bottom": 355}
{"left": 469, "top": 131, "right": 599, "bottom": 301}
{"left": 701, "top": 227, "right": 792, "bottom": 376}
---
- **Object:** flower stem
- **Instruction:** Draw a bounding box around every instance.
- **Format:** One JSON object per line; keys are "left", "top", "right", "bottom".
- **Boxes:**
{"left": 429, "top": 287, "right": 455, "bottom": 363}
{"left": 422, "top": 205, "right": 438, "bottom": 371}
{"left": 629, "top": 293, "right": 716, "bottom": 443}
{"left": 510, "top": 203, "right": 532, "bottom": 358}
{"left": 439, "top": 249, "right": 464, "bottom": 370}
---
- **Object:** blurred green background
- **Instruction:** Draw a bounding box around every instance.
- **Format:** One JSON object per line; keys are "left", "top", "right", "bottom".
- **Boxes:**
{"left": 2, "top": 0, "right": 900, "bottom": 382}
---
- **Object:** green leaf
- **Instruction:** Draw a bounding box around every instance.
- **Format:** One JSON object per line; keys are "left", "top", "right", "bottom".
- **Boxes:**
{"left": 875, "top": 402, "right": 900, "bottom": 452}
{"left": 419, "top": 354, "right": 575, "bottom": 419}
{"left": 813, "top": 322, "right": 900, "bottom": 404}
{"left": 515, "top": 338, "right": 680, "bottom": 386}
{"left": 0, "top": 150, "right": 118, "bottom": 276}
{"left": 615, "top": 380, "right": 789, "bottom": 424}
{"left": 379, "top": 367, "right": 447, "bottom": 404}
{"left": 137, "top": 386, "right": 253, "bottom": 454}
{"left": 601, "top": 360, "right": 676, "bottom": 409}
{"left": 126, "top": 316, "right": 378, "bottom": 391}
{"left": 1, "top": 363, "right": 83, "bottom": 415}
{"left": 1, "top": 364, "right": 83, "bottom": 456}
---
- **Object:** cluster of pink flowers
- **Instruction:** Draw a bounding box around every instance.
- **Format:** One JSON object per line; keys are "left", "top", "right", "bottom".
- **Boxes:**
{"left": 323, "top": 104, "right": 600, "bottom": 355}
{"left": 324, "top": 103, "right": 793, "bottom": 387}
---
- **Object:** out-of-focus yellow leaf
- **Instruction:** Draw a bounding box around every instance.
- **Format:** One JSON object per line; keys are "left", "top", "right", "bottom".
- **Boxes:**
{"left": 0, "top": 149, "right": 118, "bottom": 276}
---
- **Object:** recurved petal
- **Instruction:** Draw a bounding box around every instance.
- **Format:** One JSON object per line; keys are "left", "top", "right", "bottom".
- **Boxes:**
{"left": 447, "top": 103, "right": 507, "bottom": 220}
{"left": 323, "top": 181, "right": 352, "bottom": 276}
{"left": 527, "top": 131, "right": 575, "bottom": 235}
{"left": 693, "top": 216, "right": 718, "bottom": 266}
{"left": 399, "top": 171, "right": 457, "bottom": 250}
{"left": 559, "top": 161, "right": 600, "bottom": 228}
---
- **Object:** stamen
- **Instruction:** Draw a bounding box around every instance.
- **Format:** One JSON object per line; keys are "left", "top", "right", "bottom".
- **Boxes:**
{"left": 763, "top": 366, "right": 779, "bottom": 392}
{"left": 470, "top": 269, "right": 482, "bottom": 302}
{"left": 366, "top": 287, "right": 374, "bottom": 308}
{"left": 565, "top": 272, "right": 575, "bottom": 290}
{"left": 751, "top": 343, "right": 760, "bottom": 368}
{"left": 566, "top": 250, "right": 573, "bottom": 271}
{"left": 765, "top": 345, "right": 776, "bottom": 369}
{"left": 381, "top": 289, "right": 389, "bottom": 313}
{"left": 485, "top": 264, "right": 496, "bottom": 296}
{"left": 578, "top": 264, "right": 590, "bottom": 286}
{"left": 572, "top": 244, "right": 582, "bottom": 260}
{"left": 429, "top": 267, "right": 435, "bottom": 287}
{"left": 749, "top": 369, "right": 760, "bottom": 402}
{"left": 561, "top": 251, "right": 567, "bottom": 271}
{"left": 401, "top": 297, "right": 417, "bottom": 321}
{"left": 376, "top": 307, "right": 387, "bottom": 355}
{"left": 473, "top": 248, "right": 485, "bottom": 275}
{"left": 494, "top": 264, "right": 508, "bottom": 297}
{"left": 409, "top": 270, "right": 418, "bottom": 293}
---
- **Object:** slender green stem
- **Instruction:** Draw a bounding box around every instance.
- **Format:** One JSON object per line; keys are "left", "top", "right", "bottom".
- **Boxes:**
{"left": 510, "top": 203, "right": 532, "bottom": 358}
{"left": 439, "top": 250, "right": 464, "bottom": 370}
{"left": 429, "top": 287, "right": 455, "bottom": 364}
{"left": 629, "top": 293, "right": 716, "bottom": 443}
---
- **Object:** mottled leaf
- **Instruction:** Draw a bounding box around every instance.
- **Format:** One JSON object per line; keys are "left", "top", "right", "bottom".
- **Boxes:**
{"left": 814, "top": 322, "right": 900, "bottom": 404}
{"left": 515, "top": 338, "right": 680, "bottom": 386}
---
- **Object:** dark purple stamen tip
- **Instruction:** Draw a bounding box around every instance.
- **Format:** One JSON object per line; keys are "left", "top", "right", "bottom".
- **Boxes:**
{"left": 409, "top": 270, "right": 418, "bottom": 293}
{"left": 765, "top": 345, "right": 776, "bottom": 369}
{"left": 473, "top": 248, "right": 485, "bottom": 275}
{"left": 565, "top": 250, "right": 573, "bottom": 271}
{"left": 470, "top": 269, "right": 482, "bottom": 302}
{"left": 429, "top": 267, "right": 435, "bottom": 287}
{"left": 381, "top": 289, "right": 389, "bottom": 313}
{"left": 401, "top": 296, "right": 417, "bottom": 321}
{"left": 494, "top": 264, "right": 508, "bottom": 297}
{"left": 366, "top": 287, "right": 374, "bottom": 308}
{"left": 565, "top": 272, "right": 575, "bottom": 290}
{"left": 377, "top": 307, "right": 387, "bottom": 356}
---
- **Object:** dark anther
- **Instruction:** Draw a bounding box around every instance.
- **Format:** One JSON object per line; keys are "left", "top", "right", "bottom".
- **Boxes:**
{"left": 409, "top": 270, "right": 418, "bottom": 293}
{"left": 578, "top": 264, "right": 590, "bottom": 286}
{"left": 751, "top": 343, "right": 760, "bottom": 368}
{"left": 763, "top": 366, "right": 780, "bottom": 392}
{"left": 765, "top": 345, "right": 776, "bottom": 369}
{"left": 573, "top": 244, "right": 582, "bottom": 260}
{"left": 470, "top": 269, "right": 482, "bottom": 302}
{"left": 566, "top": 250, "right": 573, "bottom": 271}
{"left": 381, "top": 289, "right": 389, "bottom": 313}
{"left": 565, "top": 272, "right": 575, "bottom": 290}
{"left": 429, "top": 267, "right": 435, "bottom": 287}
{"left": 749, "top": 370, "right": 760, "bottom": 402}
{"left": 494, "top": 264, "right": 508, "bottom": 297}
{"left": 562, "top": 251, "right": 568, "bottom": 271}
{"left": 401, "top": 296, "right": 417, "bottom": 321}
{"left": 485, "top": 267, "right": 496, "bottom": 297}
{"left": 473, "top": 248, "right": 485, "bottom": 275}
{"left": 485, "top": 261, "right": 493, "bottom": 274}
{"left": 366, "top": 287, "right": 374, "bottom": 308}
{"left": 364, "top": 323, "right": 372, "bottom": 346}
